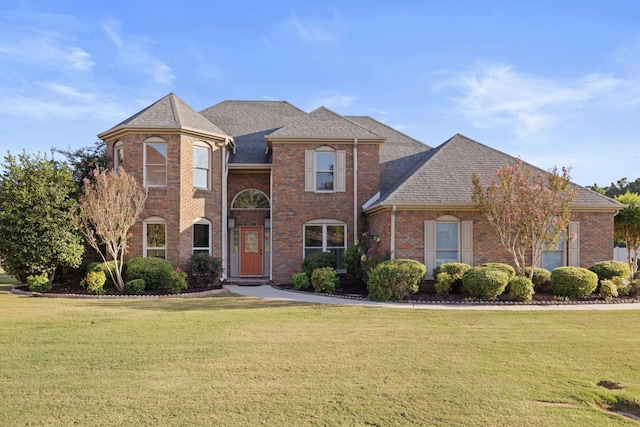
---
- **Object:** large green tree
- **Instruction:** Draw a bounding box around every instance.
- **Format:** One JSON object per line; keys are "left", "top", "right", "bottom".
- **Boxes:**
{"left": 614, "top": 191, "right": 640, "bottom": 276}
{"left": 0, "top": 152, "right": 84, "bottom": 282}
{"left": 472, "top": 158, "right": 578, "bottom": 279}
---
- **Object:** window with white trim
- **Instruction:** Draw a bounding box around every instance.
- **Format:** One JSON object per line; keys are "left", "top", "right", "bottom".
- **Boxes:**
{"left": 231, "top": 189, "right": 270, "bottom": 209}
{"left": 144, "top": 138, "right": 167, "bottom": 187}
{"left": 144, "top": 217, "right": 166, "bottom": 259}
{"left": 114, "top": 140, "right": 124, "bottom": 173}
{"left": 436, "top": 219, "right": 460, "bottom": 266}
{"left": 305, "top": 148, "right": 346, "bottom": 193}
{"left": 193, "top": 143, "right": 210, "bottom": 190}
{"left": 193, "top": 218, "right": 211, "bottom": 255}
{"left": 304, "top": 220, "right": 346, "bottom": 270}
{"left": 541, "top": 239, "right": 565, "bottom": 271}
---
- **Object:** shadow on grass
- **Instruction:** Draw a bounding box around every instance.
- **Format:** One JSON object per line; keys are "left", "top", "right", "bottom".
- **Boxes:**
{"left": 81, "top": 293, "right": 320, "bottom": 312}
{"left": 0, "top": 276, "right": 20, "bottom": 293}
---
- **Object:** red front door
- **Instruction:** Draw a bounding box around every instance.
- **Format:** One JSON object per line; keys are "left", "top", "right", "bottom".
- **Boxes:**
{"left": 240, "top": 227, "right": 263, "bottom": 276}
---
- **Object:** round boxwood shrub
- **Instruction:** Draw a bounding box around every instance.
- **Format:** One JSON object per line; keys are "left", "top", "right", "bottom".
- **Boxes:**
{"left": 435, "top": 272, "right": 454, "bottom": 295}
{"left": 311, "top": 267, "right": 339, "bottom": 294}
{"left": 27, "top": 274, "right": 51, "bottom": 293}
{"left": 124, "top": 279, "right": 146, "bottom": 295}
{"left": 589, "top": 260, "right": 631, "bottom": 281}
{"left": 523, "top": 267, "right": 551, "bottom": 288}
{"left": 550, "top": 267, "right": 598, "bottom": 298}
{"left": 432, "top": 262, "right": 470, "bottom": 294}
{"left": 599, "top": 279, "right": 618, "bottom": 300}
{"left": 292, "top": 272, "right": 310, "bottom": 291}
{"left": 301, "top": 252, "right": 336, "bottom": 279}
{"left": 462, "top": 267, "right": 510, "bottom": 299}
{"left": 190, "top": 254, "right": 223, "bottom": 287}
{"left": 479, "top": 263, "right": 516, "bottom": 279}
{"left": 86, "top": 261, "right": 119, "bottom": 289}
{"left": 367, "top": 259, "right": 426, "bottom": 301}
{"left": 509, "top": 276, "right": 535, "bottom": 302}
{"left": 125, "top": 257, "right": 173, "bottom": 290}
{"left": 82, "top": 270, "right": 107, "bottom": 295}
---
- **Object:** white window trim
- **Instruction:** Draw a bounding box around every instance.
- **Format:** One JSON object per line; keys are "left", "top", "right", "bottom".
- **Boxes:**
{"left": 143, "top": 137, "right": 167, "bottom": 188}
{"left": 143, "top": 216, "right": 166, "bottom": 258}
{"left": 114, "top": 140, "right": 123, "bottom": 173}
{"left": 193, "top": 142, "right": 211, "bottom": 190}
{"left": 303, "top": 219, "right": 347, "bottom": 271}
{"left": 192, "top": 218, "right": 212, "bottom": 255}
{"left": 305, "top": 148, "right": 346, "bottom": 193}
{"left": 230, "top": 188, "right": 271, "bottom": 210}
{"left": 435, "top": 216, "right": 461, "bottom": 266}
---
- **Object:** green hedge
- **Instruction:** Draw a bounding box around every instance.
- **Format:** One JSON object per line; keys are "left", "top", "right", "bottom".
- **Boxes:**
{"left": 367, "top": 259, "right": 425, "bottom": 301}
{"left": 550, "top": 267, "right": 598, "bottom": 298}
{"left": 588, "top": 260, "right": 631, "bottom": 281}
{"left": 311, "top": 267, "right": 339, "bottom": 294}
{"left": 302, "top": 252, "right": 336, "bottom": 279}
{"left": 479, "top": 263, "right": 516, "bottom": 279}
{"left": 523, "top": 267, "right": 551, "bottom": 288}
{"left": 509, "top": 276, "right": 534, "bottom": 302}
{"left": 125, "top": 257, "right": 173, "bottom": 290}
{"left": 462, "top": 267, "right": 509, "bottom": 299}
{"left": 292, "top": 272, "right": 310, "bottom": 291}
{"left": 86, "top": 261, "right": 119, "bottom": 288}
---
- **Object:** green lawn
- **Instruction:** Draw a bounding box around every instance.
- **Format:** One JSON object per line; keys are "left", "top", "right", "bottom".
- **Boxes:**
{"left": 0, "top": 290, "right": 639, "bottom": 426}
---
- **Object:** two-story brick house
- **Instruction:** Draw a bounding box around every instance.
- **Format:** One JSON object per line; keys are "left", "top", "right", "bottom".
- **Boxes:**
{"left": 98, "top": 93, "right": 622, "bottom": 284}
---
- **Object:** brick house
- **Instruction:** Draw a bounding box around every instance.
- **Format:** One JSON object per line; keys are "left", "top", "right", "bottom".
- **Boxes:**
{"left": 98, "top": 93, "right": 623, "bottom": 283}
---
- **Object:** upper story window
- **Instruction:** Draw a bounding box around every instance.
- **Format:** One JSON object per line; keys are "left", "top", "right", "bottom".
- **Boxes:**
{"left": 305, "top": 147, "right": 346, "bottom": 193}
{"left": 193, "top": 142, "right": 211, "bottom": 190}
{"left": 144, "top": 137, "right": 167, "bottom": 187}
{"left": 231, "top": 189, "right": 270, "bottom": 209}
{"left": 193, "top": 218, "right": 211, "bottom": 255}
{"left": 114, "top": 141, "right": 124, "bottom": 173}
{"left": 144, "top": 216, "right": 166, "bottom": 259}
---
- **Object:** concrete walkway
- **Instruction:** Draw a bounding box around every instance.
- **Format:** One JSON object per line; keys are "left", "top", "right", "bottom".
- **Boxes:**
{"left": 224, "top": 284, "right": 640, "bottom": 311}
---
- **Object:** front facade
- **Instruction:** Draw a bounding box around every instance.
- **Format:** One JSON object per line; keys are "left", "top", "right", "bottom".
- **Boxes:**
{"left": 98, "top": 93, "right": 622, "bottom": 284}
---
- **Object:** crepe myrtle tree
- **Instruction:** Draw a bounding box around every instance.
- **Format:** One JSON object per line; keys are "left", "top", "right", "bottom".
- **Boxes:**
{"left": 472, "top": 158, "right": 578, "bottom": 280}
{"left": 72, "top": 168, "right": 147, "bottom": 292}
{"left": 0, "top": 151, "right": 84, "bottom": 282}
{"left": 614, "top": 191, "right": 640, "bottom": 276}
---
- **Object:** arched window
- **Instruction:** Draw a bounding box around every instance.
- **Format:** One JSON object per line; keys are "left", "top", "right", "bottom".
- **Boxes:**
{"left": 193, "top": 218, "right": 212, "bottom": 255}
{"left": 144, "top": 137, "right": 167, "bottom": 187}
{"left": 143, "top": 216, "right": 166, "bottom": 259}
{"left": 193, "top": 141, "right": 211, "bottom": 190}
{"left": 231, "top": 189, "right": 270, "bottom": 209}
{"left": 114, "top": 140, "right": 124, "bottom": 173}
{"left": 304, "top": 219, "right": 346, "bottom": 270}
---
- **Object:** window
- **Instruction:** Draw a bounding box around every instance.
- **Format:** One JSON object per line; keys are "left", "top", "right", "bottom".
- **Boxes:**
{"left": 144, "top": 138, "right": 167, "bottom": 187}
{"left": 144, "top": 217, "right": 166, "bottom": 259}
{"left": 304, "top": 220, "right": 346, "bottom": 270}
{"left": 305, "top": 148, "right": 346, "bottom": 193}
{"left": 193, "top": 143, "right": 210, "bottom": 190}
{"left": 193, "top": 218, "right": 211, "bottom": 255}
{"left": 114, "top": 141, "right": 124, "bottom": 173}
{"left": 436, "top": 221, "right": 459, "bottom": 266}
{"left": 231, "top": 189, "right": 270, "bottom": 209}
{"left": 542, "top": 239, "right": 565, "bottom": 271}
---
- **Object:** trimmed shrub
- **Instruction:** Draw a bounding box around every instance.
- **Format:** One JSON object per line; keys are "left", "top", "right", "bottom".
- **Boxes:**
{"left": 367, "top": 259, "right": 426, "bottom": 302}
{"left": 523, "top": 267, "right": 552, "bottom": 288}
{"left": 311, "top": 267, "right": 339, "bottom": 294}
{"left": 509, "top": 276, "right": 535, "bottom": 302}
{"left": 344, "top": 233, "right": 388, "bottom": 286}
{"left": 190, "top": 254, "right": 223, "bottom": 287}
{"left": 86, "top": 261, "right": 119, "bottom": 288}
{"left": 432, "top": 262, "right": 470, "bottom": 294}
{"left": 603, "top": 275, "right": 630, "bottom": 297}
{"left": 599, "top": 279, "right": 618, "bottom": 300}
{"left": 589, "top": 261, "right": 631, "bottom": 281}
{"left": 435, "top": 272, "right": 454, "bottom": 295}
{"left": 550, "top": 267, "right": 598, "bottom": 298}
{"left": 82, "top": 270, "right": 106, "bottom": 295}
{"left": 124, "top": 279, "right": 145, "bottom": 295}
{"left": 125, "top": 257, "right": 173, "bottom": 290}
{"left": 27, "top": 274, "right": 51, "bottom": 293}
{"left": 462, "top": 267, "right": 509, "bottom": 299}
{"left": 292, "top": 272, "right": 310, "bottom": 291}
{"left": 169, "top": 268, "right": 188, "bottom": 294}
{"left": 479, "top": 263, "right": 516, "bottom": 279}
{"left": 301, "top": 252, "right": 336, "bottom": 280}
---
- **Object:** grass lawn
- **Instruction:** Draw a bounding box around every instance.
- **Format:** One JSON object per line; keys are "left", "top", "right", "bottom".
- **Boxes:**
{"left": 0, "top": 290, "right": 639, "bottom": 426}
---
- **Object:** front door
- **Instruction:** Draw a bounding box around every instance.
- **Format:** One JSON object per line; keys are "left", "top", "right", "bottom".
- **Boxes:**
{"left": 240, "top": 227, "right": 263, "bottom": 276}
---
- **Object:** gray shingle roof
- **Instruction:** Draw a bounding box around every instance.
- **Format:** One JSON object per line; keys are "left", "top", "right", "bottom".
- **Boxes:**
{"left": 374, "top": 133, "right": 623, "bottom": 209}
{"left": 200, "top": 100, "right": 307, "bottom": 164}
{"left": 98, "top": 93, "right": 228, "bottom": 139}
{"left": 346, "top": 116, "right": 432, "bottom": 195}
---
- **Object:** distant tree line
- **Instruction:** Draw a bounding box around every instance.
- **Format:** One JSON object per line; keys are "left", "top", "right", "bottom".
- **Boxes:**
{"left": 589, "top": 177, "right": 640, "bottom": 198}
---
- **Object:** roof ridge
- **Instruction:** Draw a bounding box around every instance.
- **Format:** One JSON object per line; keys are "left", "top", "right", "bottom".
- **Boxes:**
{"left": 346, "top": 115, "right": 428, "bottom": 147}
{"left": 169, "top": 93, "right": 181, "bottom": 126}
{"left": 307, "top": 106, "right": 383, "bottom": 138}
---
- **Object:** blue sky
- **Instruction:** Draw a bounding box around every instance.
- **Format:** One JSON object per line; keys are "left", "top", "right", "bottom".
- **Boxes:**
{"left": 1, "top": 0, "right": 639, "bottom": 187}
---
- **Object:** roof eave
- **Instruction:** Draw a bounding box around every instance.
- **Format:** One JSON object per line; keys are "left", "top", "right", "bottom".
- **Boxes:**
{"left": 98, "top": 126, "right": 233, "bottom": 146}
{"left": 364, "top": 202, "right": 624, "bottom": 215}
{"left": 265, "top": 137, "right": 386, "bottom": 148}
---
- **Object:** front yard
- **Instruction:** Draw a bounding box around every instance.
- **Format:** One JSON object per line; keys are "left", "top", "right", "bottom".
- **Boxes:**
{"left": 0, "top": 284, "right": 639, "bottom": 425}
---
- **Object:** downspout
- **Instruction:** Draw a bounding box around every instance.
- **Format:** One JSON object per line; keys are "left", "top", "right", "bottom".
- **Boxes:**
{"left": 390, "top": 205, "right": 397, "bottom": 259}
{"left": 353, "top": 138, "right": 358, "bottom": 244}
{"left": 269, "top": 166, "right": 273, "bottom": 281}
{"left": 221, "top": 139, "right": 229, "bottom": 281}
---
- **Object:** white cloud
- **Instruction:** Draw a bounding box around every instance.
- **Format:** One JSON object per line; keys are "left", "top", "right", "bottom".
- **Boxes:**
{"left": 268, "top": 10, "right": 343, "bottom": 46}
{"left": 435, "top": 63, "right": 621, "bottom": 138}
{"left": 102, "top": 22, "right": 175, "bottom": 85}
{"left": 0, "top": 34, "right": 94, "bottom": 71}
{"left": 309, "top": 91, "right": 356, "bottom": 111}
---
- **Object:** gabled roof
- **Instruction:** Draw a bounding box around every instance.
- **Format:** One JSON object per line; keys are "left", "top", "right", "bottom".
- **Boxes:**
{"left": 368, "top": 134, "right": 623, "bottom": 211}
{"left": 347, "top": 116, "right": 432, "bottom": 195}
{"left": 268, "top": 107, "right": 383, "bottom": 140}
{"left": 98, "top": 93, "right": 229, "bottom": 140}
{"left": 200, "top": 100, "right": 307, "bottom": 164}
